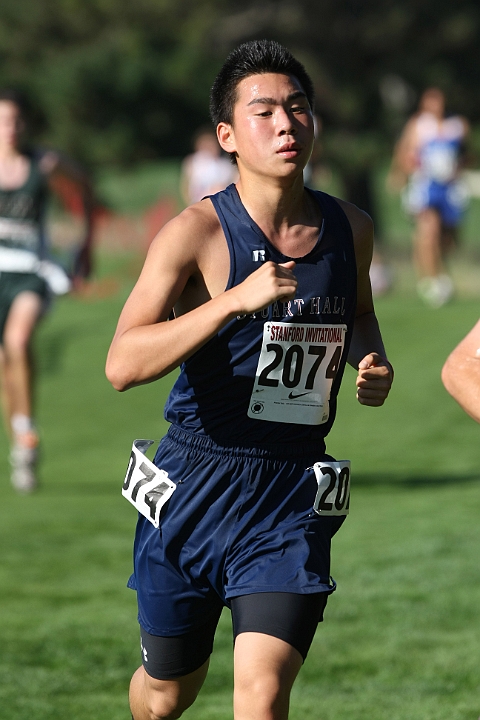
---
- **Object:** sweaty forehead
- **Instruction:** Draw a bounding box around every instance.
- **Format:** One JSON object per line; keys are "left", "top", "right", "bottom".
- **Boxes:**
{"left": 234, "top": 73, "right": 305, "bottom": 107}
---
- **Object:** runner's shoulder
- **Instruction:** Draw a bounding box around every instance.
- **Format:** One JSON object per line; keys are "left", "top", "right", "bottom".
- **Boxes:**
{"left": 334, "top": 197, "right": 373, "bottom": 242}
{"left": 150, "top": 197, "right": 223, "bottom": 261}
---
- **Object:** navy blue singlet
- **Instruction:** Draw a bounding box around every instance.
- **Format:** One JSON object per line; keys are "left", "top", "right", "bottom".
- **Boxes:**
{"left": 164, "top": 184, "right": 357, "bottom": 451}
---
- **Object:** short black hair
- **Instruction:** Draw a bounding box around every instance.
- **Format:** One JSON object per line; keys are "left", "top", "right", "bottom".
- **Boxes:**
{"left": 0, "top": 89, "right": 29, "bottom": 118}
{"left": 210, "top": 39, "right": 314, "bottom": 128}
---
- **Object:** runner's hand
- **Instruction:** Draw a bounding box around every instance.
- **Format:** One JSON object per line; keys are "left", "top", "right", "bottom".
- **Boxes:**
{"left": 356, "top": 353, "right": 393, "bottom": 406}
{"left": 229, "top": 261, "right": 297, "bottom": 315}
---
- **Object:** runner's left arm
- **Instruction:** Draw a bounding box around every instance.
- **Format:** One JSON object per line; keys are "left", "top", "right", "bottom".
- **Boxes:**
{"left": 337, "top": 200, "right": 393, "bottom": 407}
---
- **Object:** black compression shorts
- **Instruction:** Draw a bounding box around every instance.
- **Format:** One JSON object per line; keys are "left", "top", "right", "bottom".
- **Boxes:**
{"left": 139, "top": 591, "right": 329, "bottom": 680}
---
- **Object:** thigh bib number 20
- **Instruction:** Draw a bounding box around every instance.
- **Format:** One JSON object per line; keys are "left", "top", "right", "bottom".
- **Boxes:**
{"left": 312, "top": 460, "right": 351, "bottom": 516}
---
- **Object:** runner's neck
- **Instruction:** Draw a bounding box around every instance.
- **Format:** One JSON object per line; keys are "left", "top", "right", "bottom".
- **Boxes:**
{"left": 0, "top": 151, "right": 30, "bottom": 190}
{"left": 235, "top": 178, "right": 321, "bottom": 256}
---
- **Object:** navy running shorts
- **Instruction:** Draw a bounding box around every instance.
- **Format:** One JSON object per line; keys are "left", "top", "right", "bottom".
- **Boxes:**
{"left": 403, "top": 176, "right": 469, "bottom": 226}
{"left": 128, "top": 425, "right": 345, "bottom": 638}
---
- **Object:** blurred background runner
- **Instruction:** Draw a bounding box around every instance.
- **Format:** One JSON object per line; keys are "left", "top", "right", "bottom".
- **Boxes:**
{"left": 180, "top": 126, "right": 237, "bottom": 206}
{"left": 0, "top": 89, "right": 94, "bottom": 492}
{"left": 388, "top": 88, "right": 470, "bottom": 307}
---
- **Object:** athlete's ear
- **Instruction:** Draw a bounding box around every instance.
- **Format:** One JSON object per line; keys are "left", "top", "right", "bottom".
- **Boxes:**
{"left": 217, "top": 122, "right": 236, "bottom": 155}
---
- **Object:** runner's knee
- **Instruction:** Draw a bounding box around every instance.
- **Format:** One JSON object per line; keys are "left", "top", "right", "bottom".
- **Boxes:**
{"left": 235, "top": 669, "right": 290, "bottom": 720}
{"left": 142, "top": 681, "right": 197, "bottom": 720}
{"left": 3, "top": 328, "right": 31, "bottom": 357}
{"left": 134, "top": 661, "right": 207, "bottom": 720}
{"left": 234, "top": 630, "right": 304, "bottom": 720}
{"left": 3, "top": 320, "right": 35, "bottom": 356}
{"left": 417, "top": 209, "right": 441, "bottom": 238}
{"left": 2, "top": 293, "right": 43, "bottom": 355}
{"left": 236, "top": 668, "right": 284, "bottom": 701}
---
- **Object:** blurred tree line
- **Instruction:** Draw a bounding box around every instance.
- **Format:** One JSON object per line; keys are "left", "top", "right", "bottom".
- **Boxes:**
{"left": 1, "top": 0, "right": 479, "bottom": 200}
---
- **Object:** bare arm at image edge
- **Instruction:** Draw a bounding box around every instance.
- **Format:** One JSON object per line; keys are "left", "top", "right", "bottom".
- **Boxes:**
{"left": 441, "top": 320, "right": 480, "bottom": 423}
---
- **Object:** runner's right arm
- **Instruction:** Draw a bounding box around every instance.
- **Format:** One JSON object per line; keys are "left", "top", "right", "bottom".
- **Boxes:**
{"left": 106, "top": 204, "right": 297, "bottom": 391}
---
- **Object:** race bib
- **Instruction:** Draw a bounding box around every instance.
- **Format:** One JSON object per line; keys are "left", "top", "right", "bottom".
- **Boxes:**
{"left": 248, "top": 322, "right": 347, "bottom": 425}
{"left": 312, "top": 460, "right": 351, "bottom": 516}
{"left": 122, "top": 440, "right": 176, "bottom": 528}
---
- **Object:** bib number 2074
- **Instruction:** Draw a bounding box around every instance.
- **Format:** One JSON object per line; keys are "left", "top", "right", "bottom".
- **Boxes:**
{"left": 122, "top": 440, "right": 176, "bottom": 528}
{"left": 248, "top": 322, "right": 347, "bottom": 425}
{"left": 312, "top": 460, "right": 351, "bottom": 516}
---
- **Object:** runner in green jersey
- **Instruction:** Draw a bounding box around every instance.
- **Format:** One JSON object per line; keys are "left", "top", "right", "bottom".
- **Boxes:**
{"left": 0, "top": 89, "right": 94, "bottom": 491}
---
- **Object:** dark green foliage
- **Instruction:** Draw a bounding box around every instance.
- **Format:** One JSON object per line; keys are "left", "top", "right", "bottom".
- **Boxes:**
{"left": 0, "top": 0, "right": 227, "bottom": 164}
{"left": 1, "top": 0, "right": 480, "bottom": 169}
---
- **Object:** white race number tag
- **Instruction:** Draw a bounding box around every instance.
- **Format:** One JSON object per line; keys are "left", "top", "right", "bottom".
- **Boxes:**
{"left": 312, "top": 460, "right": 351, "bottom": 516}
{"left": 122, "top": 440, "right": 176, "bottom": 528}
{"left": 248, "top": 322, "right": 347, "bottom": 425}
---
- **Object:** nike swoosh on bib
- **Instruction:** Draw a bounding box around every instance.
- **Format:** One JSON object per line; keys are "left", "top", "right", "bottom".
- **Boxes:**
{"left": 288, "top": 391, "right": 311, "bottom": 400}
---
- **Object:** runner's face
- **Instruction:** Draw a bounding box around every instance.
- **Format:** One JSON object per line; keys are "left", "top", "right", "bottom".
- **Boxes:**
{"left": 0, "top": 101, "right": 23, "bottom": 150}
{"left": 220, "top": 73, "right": 314, "bottom": 178}
{"left": 421, "top": 93, "right": 444, "bottom": 118}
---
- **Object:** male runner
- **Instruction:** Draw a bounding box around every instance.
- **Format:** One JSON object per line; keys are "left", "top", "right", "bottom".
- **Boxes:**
{"left": 107, "top": 40, "right": 393, "bottom": 720}
{"left": 0, "top": 89, "right": 93, "bottom": 491}
{"left": 388, "top": 87, "right": 469, "bottom": 307}
{"left": 180, "top": 126, "right": 237, "bottom": 206}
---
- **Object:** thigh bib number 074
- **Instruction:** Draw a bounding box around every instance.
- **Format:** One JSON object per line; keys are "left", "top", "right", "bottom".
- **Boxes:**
{"left": 122, "top": 440, "right": 176, "bottom": 528}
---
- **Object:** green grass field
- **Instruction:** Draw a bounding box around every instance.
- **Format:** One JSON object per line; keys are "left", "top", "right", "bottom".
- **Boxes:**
{"left": 0, "top": 249, "right": 479, "bottom": 720}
